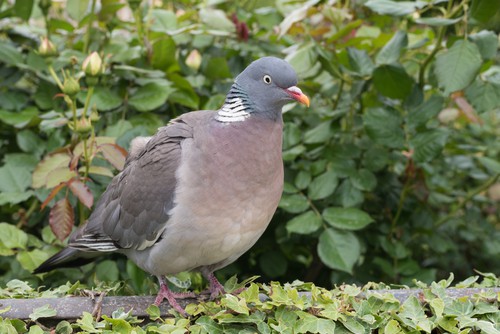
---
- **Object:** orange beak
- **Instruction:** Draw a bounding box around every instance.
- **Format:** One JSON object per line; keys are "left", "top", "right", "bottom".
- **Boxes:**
{"left": 286, "top": 86, "right": 310, "bottom": 107}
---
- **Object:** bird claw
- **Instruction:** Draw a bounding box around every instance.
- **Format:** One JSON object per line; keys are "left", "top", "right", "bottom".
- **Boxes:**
{"left": 154, "top": 281, "right": 194, "bottom": 316}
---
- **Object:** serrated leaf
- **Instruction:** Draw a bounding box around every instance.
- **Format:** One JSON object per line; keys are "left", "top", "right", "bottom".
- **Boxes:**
{"left": 337, "top": 179, "right": 364, "bottom": 208}
{"left": 408, "top": 95, "right": 444, "bottom": 128}
{"left": 410, "top": 129, "right": 448, "bottom": 163}
{"left": 41, "top": 182, "right": 66, "bottom": 210}
{"left": 129, "top": 82, "right": 174, "bottom": 112}
{"left": 308, "top": 170, "right": 338, "bottom": 200}
{"left": 364, "top": 0, "right": 427, "bottom": 16}
{"left": 150, "top": 36, "right": 176, "bottom": 70}
{"left": 0, "top": 41, "right": 24, "bottom": 66}
{"left": 323, "top": 207, "right": 374, "bottom": 231}
{"left": 286, "top": 210, "right": 322, "bottom": 235}
{"left": 470, "top": 0, "right": 500, "bottom": 23}
{"left": 318, "top": 228, "right": 360, "bottom": 274}
{"left": 279, "top": 193, "right": 309, "bottom": 214}
{"left": 347, "top": 48, "right": 374, "bottom": 76}
{"left": 304, "top": 121, "right": 332, "bottom": 144}
{"left": 199, "top": 8, "right": 235, "bottom": 32}
{"left": 81, "top": 86, "right": 123, "bottom": 112}
{"left": 364, "top": 107, "right": 404, "bottom": 149}
{"left": 99, "top": 143, "right": 127, "bottom": 171}
{"left": 477, "top": 156, "right": 500, "bottom": 174}
{"left": 49, "top": 198, "right": 74, "bottom": 241}
{"left": 372, "top": 64, "right": 414, "bottom": 99}
{"left": 68, "top": 179, "right": 94, "bottom": 209}
{"left": 469, "top": 30, "right": 499, "bottom": 60}
{"left": 32, "top": 153, "right": 71, "bottom": 189}
{"left": 376, "top": 30, "right": 408, "bottom": 65}
{"left": 435, "top": 40, "right": 483, "bottom": 95}
{"left": 350, "top": 168, "right": 377, "bottom": 191}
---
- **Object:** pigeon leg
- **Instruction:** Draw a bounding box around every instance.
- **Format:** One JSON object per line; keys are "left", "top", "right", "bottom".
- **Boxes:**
{"left": 154, "top": 276, "right": 195, "bottom": 315}
{"left": 201, "top": 270, "right": 226, "bottom": 300}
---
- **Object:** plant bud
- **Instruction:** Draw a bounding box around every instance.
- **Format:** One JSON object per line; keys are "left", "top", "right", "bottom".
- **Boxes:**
{"left": 186, "top": 49, "right": 201, "bottom": 71}
{"left": 38, "top": 0, "right": 51, "bottom": 16}
{"left": 75, "top": 117, "right": 92, "bottom": 135}
{"left": 62, "top": 76, "right": 80, "bottom": 97}
{"left": 38, "top": 37, "right": 58, "bottom": 57}
{"left": 127, "top": 0, "right": 142, "bottom": 11}
{"left": 82, "top": 52, "right": 103, "bottom": 77}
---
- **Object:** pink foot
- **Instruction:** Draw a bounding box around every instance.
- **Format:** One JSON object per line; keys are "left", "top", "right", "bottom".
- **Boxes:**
{"left": 205, "top": 272, "right": 226, "bottom": 300}
{"left": 154, "top": 277, "right": 195, "bottom": 316}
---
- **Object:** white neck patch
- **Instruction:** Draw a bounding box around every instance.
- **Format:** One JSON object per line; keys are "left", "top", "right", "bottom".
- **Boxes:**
{"left": 216, "top": 97, "right": 251, "bottom": 123}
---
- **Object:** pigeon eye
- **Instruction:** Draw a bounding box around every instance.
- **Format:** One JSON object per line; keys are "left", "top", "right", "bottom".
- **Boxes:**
{"left": 263, "top": 75, "right": 272, "bottom": 84}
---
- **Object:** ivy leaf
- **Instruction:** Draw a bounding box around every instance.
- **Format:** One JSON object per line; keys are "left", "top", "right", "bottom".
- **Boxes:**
{"left": 68, "top": 179, "right": 94, "bottom": 209}
{"left": 29, "top": 304, "right": 57, "bottom": 321}
{"left": 129, "top": 82, "right": 174, "bottom": 112}
{"left": 286, "top": 210, "right": 323, "bottom": 235}
{"left": 49, "top": 198, "right": 74, "bottom": 241}
{"left": 435, "top": 40, "right": 483, "bottom": 95}
{"left": 322, "top": 207, "right": 374, "bottom": 231}
{"left": 221, "top": 295, "right": 249, "bottom": 315}
{"left": 318, "top": 228, "right": 361, "bottom": 274}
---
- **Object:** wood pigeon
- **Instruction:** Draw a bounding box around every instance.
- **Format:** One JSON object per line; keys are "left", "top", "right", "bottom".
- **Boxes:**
{"left": 34, "top": 56, "right": 310, "bottom": 314}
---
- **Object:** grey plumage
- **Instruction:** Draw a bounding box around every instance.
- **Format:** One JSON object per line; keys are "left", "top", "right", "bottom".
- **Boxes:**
{"left": 34, "top": 56, "right": 309, "bottom": 314}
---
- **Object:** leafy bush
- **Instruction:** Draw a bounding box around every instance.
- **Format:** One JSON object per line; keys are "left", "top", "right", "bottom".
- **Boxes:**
{"left": 0, "top": 0, "right": 499, "bottom": 292}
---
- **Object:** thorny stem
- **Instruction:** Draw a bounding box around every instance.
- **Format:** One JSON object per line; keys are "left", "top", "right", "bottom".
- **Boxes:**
{"left": 434, "top": 173, "right": 500, "bottom": 228}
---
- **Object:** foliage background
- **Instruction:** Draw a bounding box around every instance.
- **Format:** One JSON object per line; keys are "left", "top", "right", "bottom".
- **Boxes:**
{"left": 0, "top": 0, "right": 499, "bottom": 297}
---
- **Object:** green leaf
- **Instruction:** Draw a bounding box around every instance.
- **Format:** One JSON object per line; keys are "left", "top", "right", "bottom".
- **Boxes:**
{"left": 66, "top": 0, "right": 89, "bottom": 21}
{"left": 470, "top": 0, "right": 500, "bottom": 23}
{"left": 399, "top": 296, "right": 432, "bottom": 333}
{"left": 376, "top": 30, "right": 408, "bottom": 65}
{"left": 286, "top": 210, "right": 323, "bottom": 235}
{"left": 221, "top": 294, "right": 249, "bottom": 315}
{"left": 16, "top": 130, "right": 46, "bottom": 157}
{"left": 414, "top": 17, "right": 461, "bottom": 26}
{"left": 0, "top": 41, "right": 23, "bottom": 66}
{"left": 408, "top": 95, "right": 444, "bottom": 128}
{"left": 347, "top": 48, "right": 374, "bottom": 76}
{"left": 477, "top": 156, "right": 500, "bottom": 174}
{"left": 0, "top": 222, "right": 28, "bottom": 254}
{"left": 364, "top": 0, "right": 427, "bottom": 16}
{"left": 318, "top": 228, "right": 360, "bottom": 274}
{"left": 469, "top": 30, "right": 499, "bottom": 60}
{"left": 199, "top": 8, "right": 235, "bottom": 32}
{"left": 308, "top": 170, "right": 338, "bottom": 200}
{"left": 84, "top": 87, "right": 123, "bottom": 112}
{"left": 294, "top": 170, "right": 311, "bottom": 190}
{"left": 350, "top": 168, "right": 377, "bottom": 191}
{"left": 410, "top": 129, "right": 448, "bottom": 163}
{"left": 372, "top": 64, "right": 414, "bottom": 99}
{"left": 364, "top": 108, "right": 404, "bottom": 149}
{"left": 16, "top": 249, "right": 50, "bottom": 272}
{"left": 0, "top": 107, "right": 38, "bottom": 128}
{"left": 323, "top": 207, "right": 374, "bottom": 231}
{"left": 362, "top": 147, "right": 389, "bottom": 172}
{"left": 337, "top": 179, "right": 364, "bottom": 208}
{"left": 304, "top": 121, "right": 332, "bottom": 144}
{"left": 279, "top": 193, "right": 309, "bottom": 214}
{"left": 295, "top": 311, "right": 336, "bottom": 334}
{"left": 14, "top": 0, "right": 33, "bottom": 20}
{"left": 465, "top": 78, "right": 500, "bottom": 114}
{"left": 29, "top": 304, "right": 57, "bottom": 321}
{"left": 435, "top": 40, "right": 483, "bottom": 95}
{"left": 129, "top": 82, "right": 174, "bottom": 112}
{"left": 286, "top": 44, "right": 319, "bottom": 77}
{"left": 149, "top": 9, "right": 177, "bottom": 33}
{"left": 150, "top": 36, "right": 176, "bottom": 70}
{"left": 203, "top": 57, "right": 232, "bottom": 80}
{"left": 0, "top": 154, "right": 38, "bottom": 197}
{"left": 384, "top": 319, "right": 404, "bottom": 334}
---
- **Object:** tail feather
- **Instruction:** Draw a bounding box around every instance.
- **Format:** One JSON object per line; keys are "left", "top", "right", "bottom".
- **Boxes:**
{"left": 33, "top": 248, "right": 101, "bottom": 274}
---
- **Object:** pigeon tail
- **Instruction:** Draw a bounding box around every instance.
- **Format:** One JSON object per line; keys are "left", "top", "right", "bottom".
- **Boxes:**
{"left": 33, "top": 247, "right": 100, "bottom": 274}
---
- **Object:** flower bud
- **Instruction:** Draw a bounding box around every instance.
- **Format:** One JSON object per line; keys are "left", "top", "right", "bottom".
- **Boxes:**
{"left": 62, "top": 76, "right": 80, "bottom": 97}
{"left": 75, "top": 117, "right": 92, "bottom": 135}
{"left": 38, "top": 0, "right": 51, "bottom": 16}
{"left": 186, "top": 49, "right": 202, "bottom": 71}
{"left": 38, "top": 37, "right": 58, "bottom": 57}
{"left": 82, "top": 52, "right": 103, "bottom": 77}
{"left": 127, "top": 0, "right": 142, "bottom": 11}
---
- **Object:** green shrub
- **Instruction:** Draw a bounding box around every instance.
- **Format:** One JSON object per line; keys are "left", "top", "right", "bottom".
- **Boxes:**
{"left": 0, "top": 0, "right": 499, "bottom": 291}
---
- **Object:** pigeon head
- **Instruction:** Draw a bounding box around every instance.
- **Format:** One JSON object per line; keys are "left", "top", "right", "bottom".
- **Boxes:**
{"left": 219, "top": 57, "right": 309, "bottom": 122}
